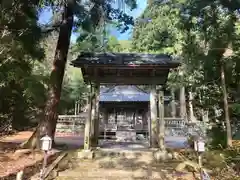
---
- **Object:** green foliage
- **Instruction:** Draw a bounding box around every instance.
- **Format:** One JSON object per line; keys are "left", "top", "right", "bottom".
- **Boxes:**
{"left": 0, "top": 0, "right": 139, "bottom": 132}
{"left": 59, "top": 66, "right": 88, "bottom": 114}
{"left": 132, "top": 2, "right": 182, "bottom": 54}
{"left": 131, "top": 0, "right": 240, "bottom": 148}
{"left": 0, "top": 0, "right": 45, "bottom": 131}
{"left": 208, "top": 123, "right": 228, "bottom": 149}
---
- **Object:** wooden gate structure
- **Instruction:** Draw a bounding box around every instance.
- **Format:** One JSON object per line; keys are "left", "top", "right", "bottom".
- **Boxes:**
{"left": 71, "top": 52, "right": 180, "bottom": 150}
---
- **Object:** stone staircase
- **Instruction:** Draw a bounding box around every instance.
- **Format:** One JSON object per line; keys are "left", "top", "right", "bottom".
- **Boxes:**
{"left": 56, "top": 149, "right": 185, "bottom": 180}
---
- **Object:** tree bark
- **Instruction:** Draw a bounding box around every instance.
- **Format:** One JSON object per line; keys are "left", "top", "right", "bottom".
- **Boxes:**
{"left": 188, "top": 90, "right": 196, "bottom": 122}
{"left": 22, "top": 0, "right": 75, "bottom": 149}
{"left": 220, "top": 62, "right": 232, "bottom": 147}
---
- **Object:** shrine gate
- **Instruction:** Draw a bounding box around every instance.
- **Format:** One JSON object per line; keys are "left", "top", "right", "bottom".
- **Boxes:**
{"left": 71, "top": 52, "right": 180, "bottom": 150}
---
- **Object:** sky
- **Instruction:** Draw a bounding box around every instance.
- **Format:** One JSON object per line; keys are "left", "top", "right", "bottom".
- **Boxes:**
{"left": 39, "top": 0, "right": 147, "bottom": 42}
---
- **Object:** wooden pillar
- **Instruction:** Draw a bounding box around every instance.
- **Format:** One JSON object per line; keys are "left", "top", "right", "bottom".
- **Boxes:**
{"left": 179, "top": 86, "right": 187, "bottom": 119}
{"left": 150, "top": 85, "right": 158, "bottom": 147}
{"left": 158, "top": 87, "right": 165, "bottom": 150}
{"left": 114, "top": 108, "right": 117, "bottom": 124}
{"left": 103, "top": 108, "right": 108, "bottom": 125}
{"left": 84, "top": 84, "right": 93, "bottom": 150}
{"left": 90, "top": 86, "right": 96, "bottom": 146}
{"left": 93, "top": 84, "right": 100, "bottom": 147}
{"left": 170, "top": 89, "right": 176, "bottom": 118}
{"left": 147, "top": 105, "right": 151, "bottom": 147}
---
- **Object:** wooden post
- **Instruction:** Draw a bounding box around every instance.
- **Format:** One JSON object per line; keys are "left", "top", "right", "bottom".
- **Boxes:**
{"left": 114, "top": 108, "right": 117, "bottom": 124}
{"left": 16, "top": 170, "right": 23, "bottom": 180}
{"left": 74, "top": 101, "right": 77, "bottom": 115}
{"left": 84, "top": 84, "right": 93, "bottom": 150}
{"left": 150, "top": 85, "right": 158, "bottom": 147}
{"left": 77, "top": 100, "right": 80, "bottom": 114}
{"left": 170, "top": 89, "right": 176, "bottom": 118}
{"left": 158, "top": 87, "right": 165, "bottom": 150}
{"left": 102, "top": 108, "right": 108, "bottom": 140}
{"left": 90, "top": 86, "right": 96, "bottom": 146}
{"left": 179, "top": 86, "right": 187, "bottom": 120}
{"left": 93, "top": 84, "right": 100, "bottom": 147}
{"left": 147, "top": 106, "right": 151, "bottom": 147}
{"left": 103, "top": 108, "right": 108, "bottom": 124}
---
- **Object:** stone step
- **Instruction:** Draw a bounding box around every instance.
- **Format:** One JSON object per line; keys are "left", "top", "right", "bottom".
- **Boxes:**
{"left": 56, "top": 149, "right": 186, "bottom": 180}
{"left": 56, "top": 159, "right": 175, "bottom": 180}
{"left": 94, "top": 148, "right": 154, "bottom": 162}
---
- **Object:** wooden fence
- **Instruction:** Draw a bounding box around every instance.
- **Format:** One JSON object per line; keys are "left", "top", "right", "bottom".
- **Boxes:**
{"left": 56, "top": 115, "right": 206, "bottom": 138}
{"left": 56, "top": 115, "right": 86, "bottom": 134}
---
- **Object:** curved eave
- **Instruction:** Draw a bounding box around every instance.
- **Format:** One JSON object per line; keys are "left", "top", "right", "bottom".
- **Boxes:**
{"left": 71, "top": 52, "right": 180, "bottom": 85}
{"left": 71, "top": 52, "right": 180, "bottom": 68}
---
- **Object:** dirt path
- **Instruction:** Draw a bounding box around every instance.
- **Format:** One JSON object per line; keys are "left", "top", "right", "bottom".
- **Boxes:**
{"left": 0, "top": 131, "right": 84, "bottom": 148}
{"left": 0, "top": 131, "right": 83, "bottom": 178}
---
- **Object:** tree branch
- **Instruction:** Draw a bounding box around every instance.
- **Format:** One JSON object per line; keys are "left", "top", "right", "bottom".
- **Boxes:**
{"left": 41, "top": 21, "right": 62, "bottom": 34}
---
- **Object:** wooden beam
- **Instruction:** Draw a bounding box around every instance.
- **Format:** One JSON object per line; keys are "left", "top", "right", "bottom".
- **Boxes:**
{"left": 43, "top": 153, "right": 67, "bottom": 179}
{"left": 75, "top": 64, "right": 178, "bottom": 70}
{"left": 85, "top": 76, "right": 168, "bottom": 85}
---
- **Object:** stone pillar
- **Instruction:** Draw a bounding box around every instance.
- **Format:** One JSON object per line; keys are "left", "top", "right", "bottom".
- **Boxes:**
{"left": 202, "top": 110, "right": 209, "bottom": 123}
{"left": 179, "top": 86, "right": 187, "bottom": 119}
{"left": 84, "top": 84, "right": 93, "bottom": 150}
{"left": 188, "top": 91, "right": 196, "bottom": 122}
{"left": 170, "top": 89, "right": 176, "bottom": 118}
{"left": 150, "top": 85, "right": 158, "bottom": 147}
{"left": 158, "top": 88, "right": 165, "bottom": 150}
{"left": 93, "top": 84, "right": 100, "bottom": 147}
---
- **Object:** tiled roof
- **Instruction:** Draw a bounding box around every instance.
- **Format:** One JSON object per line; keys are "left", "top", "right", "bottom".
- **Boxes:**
{"left": 72, "top": 52, "right": 180, "bottom": 67}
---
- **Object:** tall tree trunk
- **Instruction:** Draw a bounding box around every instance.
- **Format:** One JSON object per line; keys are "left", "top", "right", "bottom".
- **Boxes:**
{"left": 22, "top": 0, "right": 75, "bottom": 149}
{"left": 188, "top": 90, "right": 196, "bottom": 122}
{"left": 220, "top": 62, "right": 232, "bottom": 147}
